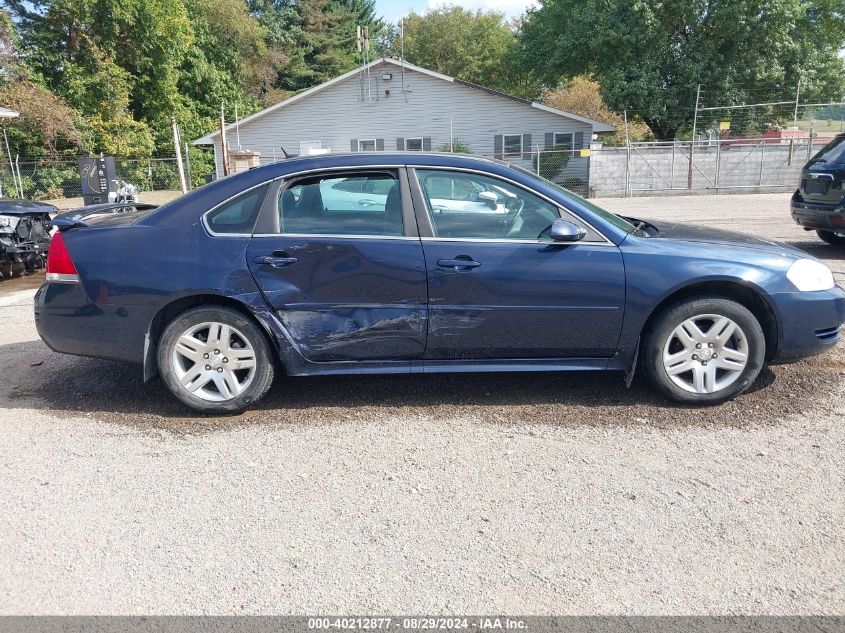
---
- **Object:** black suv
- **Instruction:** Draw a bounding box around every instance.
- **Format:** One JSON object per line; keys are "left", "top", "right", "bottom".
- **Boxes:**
{"left": 791, "top": 133, "right": 845, "bottom": 246}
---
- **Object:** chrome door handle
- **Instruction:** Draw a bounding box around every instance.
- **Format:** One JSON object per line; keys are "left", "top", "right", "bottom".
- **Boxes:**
{"left": 437, "top": 257, "right": 481, "bottom": 271}
{"left": 254, "top": 255, "right": 298, "bottom": 268}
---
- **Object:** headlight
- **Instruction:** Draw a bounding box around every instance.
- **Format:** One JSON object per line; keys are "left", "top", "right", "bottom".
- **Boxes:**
{"left": 786, "top": 258, "right": 835, "bottom": 291}
{"left": 0, "top": 215, "right": 19, "bottom": 233}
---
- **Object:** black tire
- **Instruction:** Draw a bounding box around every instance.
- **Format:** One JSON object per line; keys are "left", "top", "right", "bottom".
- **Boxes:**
{"left": 157, "top": 306, "right": 275, "bottom": 414}
{"left": 642, "top": 296, "right": 766, "bottom": 405}
{"left": 816, "top": 230, "right": 845, "bottom": 247}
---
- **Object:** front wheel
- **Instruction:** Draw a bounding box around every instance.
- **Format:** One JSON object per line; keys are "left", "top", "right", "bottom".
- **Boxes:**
{"left": 816, "top": 230, "right": 845, "bottom": 246}
{"left": 157, "top": 306, "right": 275, "bottom": 413}
{"left": 643, "top": 297, "right": 766, "bottom": 404}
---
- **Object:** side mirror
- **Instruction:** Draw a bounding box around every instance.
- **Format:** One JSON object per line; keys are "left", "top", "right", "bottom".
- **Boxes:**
{"left": 478, "top": 190, "right": 498, "bottom": 209}
{"left": 549, "top": 219, "right": 587, "bottom": 243}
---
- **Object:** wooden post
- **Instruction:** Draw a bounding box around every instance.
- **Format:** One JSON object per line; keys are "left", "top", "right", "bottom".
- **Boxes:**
{"left": 220, "top": 102, "right": 229, "bottom": 176}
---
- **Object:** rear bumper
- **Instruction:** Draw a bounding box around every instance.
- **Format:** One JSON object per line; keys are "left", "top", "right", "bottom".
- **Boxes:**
{"left": 34, "top": 282, "right": 145, "bottom": 363}
{"left": 770, "top": 286, "right": 845, "bottom": 362}
{"left": 790, "top": 191, "right": 845, "bottom": 232}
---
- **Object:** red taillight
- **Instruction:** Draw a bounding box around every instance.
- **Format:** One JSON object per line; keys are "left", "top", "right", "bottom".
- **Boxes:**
{"left": 46, "top": 232, "right": 79, "bottom": 282}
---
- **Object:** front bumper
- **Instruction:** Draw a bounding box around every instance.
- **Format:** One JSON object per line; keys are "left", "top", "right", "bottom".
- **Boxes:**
{"left": 770, "top": 286, "right": 845, "bottom": 363}
{"left": 790, "top": 191, "right": 845, "bottom": 232}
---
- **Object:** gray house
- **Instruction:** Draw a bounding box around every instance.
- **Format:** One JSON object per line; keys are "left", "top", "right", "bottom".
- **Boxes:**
{"left": 193, "top": 57, "right": 614, "bottom": 190}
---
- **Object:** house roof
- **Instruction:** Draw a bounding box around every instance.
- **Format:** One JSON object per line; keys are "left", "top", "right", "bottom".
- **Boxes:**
{"left": 193, "top": 57, "right": 615, "bottom": 145}
{"left": 0, "top": 107, "right": 20, "bottom": 118}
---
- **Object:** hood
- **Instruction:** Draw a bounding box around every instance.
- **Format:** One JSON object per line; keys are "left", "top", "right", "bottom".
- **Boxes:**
{"left": 646, "top": 220, "right": 806, "bottom": 257}
{"left": 0, "top": 198, "right": 58, "bottom": 216}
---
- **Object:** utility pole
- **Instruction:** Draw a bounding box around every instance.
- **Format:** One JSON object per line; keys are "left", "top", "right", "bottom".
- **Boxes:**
{"left": 687, "top": 84, "right": 701, "bottom": 189}
{"left": 172, "top": 117, "right": 187, "bottom": 194}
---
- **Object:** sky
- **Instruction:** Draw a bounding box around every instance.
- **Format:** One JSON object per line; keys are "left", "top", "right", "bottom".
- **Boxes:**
{"left": 376, "top": 0, "right": 538, "bottom": 23}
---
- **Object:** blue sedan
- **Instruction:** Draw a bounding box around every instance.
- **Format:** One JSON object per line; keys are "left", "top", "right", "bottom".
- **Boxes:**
{"left": 35, "top": 153, "right": 845, "bottom": 413}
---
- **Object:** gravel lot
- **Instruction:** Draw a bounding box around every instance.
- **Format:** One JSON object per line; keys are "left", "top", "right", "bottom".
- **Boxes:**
{"left": 0, "top": 193, "right": 843, "bottom": 615}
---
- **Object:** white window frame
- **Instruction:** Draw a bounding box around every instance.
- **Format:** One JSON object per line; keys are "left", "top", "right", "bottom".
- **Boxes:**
{"left": 554, "top": 132, "right": 574, "bottom": 150}
{"left": 357, "top": 139, "right": 377, "bottom": 152}
{"left": 503, "top": 133, "right": 523, "bottom": 157}
{"left": 299, "top": 140, "right": 322, "bottom": 154}
{"left": 405, "top": 137, "right": 424, "bottom": 152}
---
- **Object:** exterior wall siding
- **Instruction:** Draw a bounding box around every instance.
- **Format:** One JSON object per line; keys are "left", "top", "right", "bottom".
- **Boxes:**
{"left": 211, "top": 61, "right": 595, "bottom": 172}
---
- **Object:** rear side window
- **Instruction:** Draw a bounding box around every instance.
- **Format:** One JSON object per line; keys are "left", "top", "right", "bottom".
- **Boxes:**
{"left": 206, "top": 184, "right": 269, "bottom": 234}
{"left": 813, "top": 136, "right": 845, "bottom": 165}
{"left": 279, "top": 171, "right": 404, "bottom": 236}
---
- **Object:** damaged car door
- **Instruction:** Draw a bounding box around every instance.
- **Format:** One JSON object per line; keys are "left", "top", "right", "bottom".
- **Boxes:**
{"left": 246, "top": 168, "right": 428, "bottom": 362}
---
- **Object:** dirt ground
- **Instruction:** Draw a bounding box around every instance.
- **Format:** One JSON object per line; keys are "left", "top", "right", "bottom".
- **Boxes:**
{"left": 0, "top": 192, "right": 842, "bottom": 615}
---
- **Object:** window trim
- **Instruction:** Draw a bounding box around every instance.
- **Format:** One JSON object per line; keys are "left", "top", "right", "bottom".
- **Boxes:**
{"left": 201, "top": 180, "right": 276, "bottom": 237}
{"left": 502, "top": 133, "right": 523, "bottom": 158}
{"left": 357, "top": 139, "right": 377, "bottom": 152}
{"left": 405, "top": 138, "right": 424, "bottom": 152}
{"left": 553, "top": 132, "right": 574, "bottom": 150}
{"left": 210, "top": 162, "right": 611, "bottom": 244}
{"left": 256, "top": 167, "right": 420, "bottom": 240}
{"left": 406, "top": 165, "right": 612, "bottom": 245}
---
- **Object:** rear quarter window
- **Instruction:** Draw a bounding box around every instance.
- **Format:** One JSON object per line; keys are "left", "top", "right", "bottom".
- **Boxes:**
{"left": 205, "top": 184, "right": 270, "bottom": 235}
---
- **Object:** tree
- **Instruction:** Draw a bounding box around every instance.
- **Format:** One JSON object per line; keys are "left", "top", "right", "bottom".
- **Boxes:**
{"left": 542, "top": 76, "right": 651, "bottom": 145}
{"left": 251, "top": 0, "right": 380, "bottom": 93}
{"left": 396, "top": 7, "right": 533, "bottom": 97}
{"left": 0, "top": 10, "right": 85, "bottom": 157}
{"left": 520, "top": 0, "right": 845, "bottom": 140}
{"left": 0, "top": 81, "right": 85, "bottom": 157}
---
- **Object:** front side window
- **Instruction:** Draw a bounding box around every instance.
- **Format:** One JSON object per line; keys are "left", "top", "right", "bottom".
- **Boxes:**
{"left": 358, "top": 139, "right": 376, "bottom": 152}
{"left": 416, "top": 169, "right": 560, "bottom": 241}
{"left": 205, "top": 184, "right": 269, "bottom": 234}
{"left": 510, "top": 163, "right": 638, "bottom": 236}
{"left": 503, "top": 134, "right": 522, "bottom": 157}
{"left": 406, "top": 138, "right": 424, "bottom": 151}
{"left": 279, "top": 171, "right": 404, "bottom": 236}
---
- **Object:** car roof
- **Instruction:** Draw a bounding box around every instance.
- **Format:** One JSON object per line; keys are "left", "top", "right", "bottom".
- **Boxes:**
{"left": 257, "top": 151, "right": 510, "bottom": 172}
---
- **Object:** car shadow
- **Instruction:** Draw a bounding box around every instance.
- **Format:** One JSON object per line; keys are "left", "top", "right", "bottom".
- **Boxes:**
{"left": 1, "top": 338, "right": 838, "bottom": 435}
{"left": 783, "top": 238, "right": 845, "bottom": 262}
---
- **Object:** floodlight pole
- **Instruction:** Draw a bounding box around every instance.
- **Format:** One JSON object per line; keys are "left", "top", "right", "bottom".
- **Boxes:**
{"left": 688, "top": 84, "right": 701, "bottom": 189}
{"left": 789, "top": 78, "right": 800, "bottom": 166}
{"left": 172, "top": 117, "right": 187, "bottom": 194}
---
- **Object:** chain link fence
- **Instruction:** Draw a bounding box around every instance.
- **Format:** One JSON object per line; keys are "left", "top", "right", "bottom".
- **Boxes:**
{"left": 3, "top": 138, "right": 827, "bottom": 204}
{"left": 589, "top": 137, "right": 830, "bottom": 198}
{"left": 0, "top": 157, "right": 185, "bottom": 202}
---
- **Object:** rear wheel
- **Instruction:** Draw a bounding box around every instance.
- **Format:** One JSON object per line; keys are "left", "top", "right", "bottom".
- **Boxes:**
{"left": 816, "top": 230, "right": 845, "bottom": 246}
{"left": 643, "top": 297, "right": 765, "bottom": 404}
{"left": 157, "top": 306, "right": 275, "bottom": 413}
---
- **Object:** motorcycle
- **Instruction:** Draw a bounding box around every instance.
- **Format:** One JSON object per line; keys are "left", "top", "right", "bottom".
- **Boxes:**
{"left": 109, "top": 179, "right": 138, "bottom": 204}
{"left": 0, "top": 198, "right": 55, "bottom": 278}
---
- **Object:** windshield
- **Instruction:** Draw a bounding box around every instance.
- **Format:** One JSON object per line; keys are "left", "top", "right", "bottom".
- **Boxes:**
{"left": 811, "top": 135, "right": 845, "bottom": 165}
{"left": 509, "top": 164, "right": 639, "bottom": 234}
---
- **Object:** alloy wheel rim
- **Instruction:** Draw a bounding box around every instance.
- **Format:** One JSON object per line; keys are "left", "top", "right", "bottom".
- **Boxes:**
{"left": 662, "top": 313, "right": 749, "bottom": 395}
{"left": 171, "top": 321, "right": 257, "bottom": 402}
